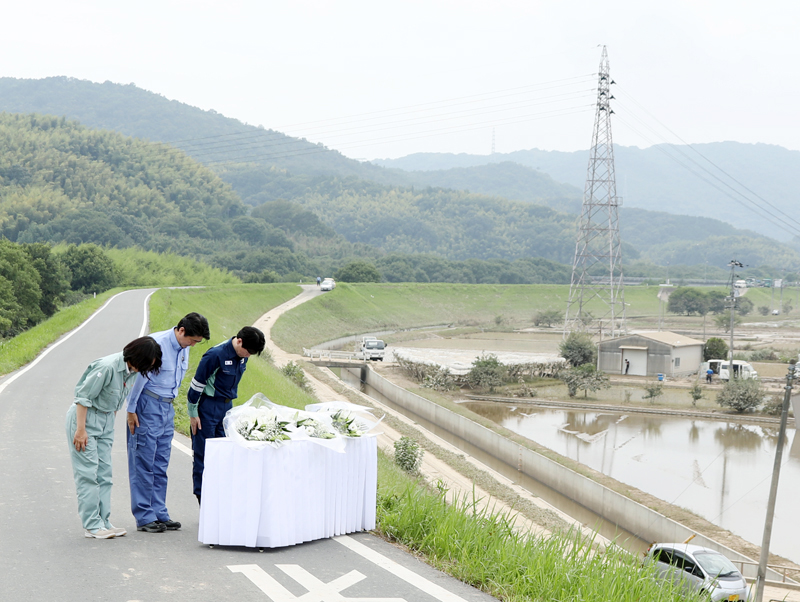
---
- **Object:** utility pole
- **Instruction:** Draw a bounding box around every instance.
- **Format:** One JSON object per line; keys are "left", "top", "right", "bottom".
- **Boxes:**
{"left": 754, "top": 361, "right": 796, "bottom": 602}
{"left": 564, "top": 46, "right": 626, "bottom": 338}
{"left": 491, "top": 128, "right": 496, "bottom": 155}
{"left": 728, "top": 260, "right": 743, "bottom": 372}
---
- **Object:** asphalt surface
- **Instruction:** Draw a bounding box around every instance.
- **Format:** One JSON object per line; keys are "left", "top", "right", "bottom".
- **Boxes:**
{"left": 0, "top": 288, "right": 497, "bottom": 602}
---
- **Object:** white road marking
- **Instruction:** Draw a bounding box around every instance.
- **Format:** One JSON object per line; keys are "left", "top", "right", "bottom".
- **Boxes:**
{"left": 334, "top": 535, "right": 469, "bottom": 602}
{"left": 0, "top": 290, "right": 149, "bottom": 398}
{"left": 171, "top": 438, "right": 193, "bottom": 457}
{"left": 229, "top": 564, "right": 406, "bottom": 602}
{"left": 139, "top": 290, "right": 155, "bottom": 337}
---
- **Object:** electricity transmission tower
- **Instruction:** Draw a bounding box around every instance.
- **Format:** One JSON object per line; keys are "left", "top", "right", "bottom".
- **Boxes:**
{"left": 564, "top": 46, "right": 626, "bottom": 338}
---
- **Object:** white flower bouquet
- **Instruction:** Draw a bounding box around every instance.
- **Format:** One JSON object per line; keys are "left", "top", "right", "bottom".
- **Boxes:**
{"left": 223, "top": 395, "right": 382, "bottom": 450}
{"left": 235, "top": 409, "right": 290, "bottom": 443}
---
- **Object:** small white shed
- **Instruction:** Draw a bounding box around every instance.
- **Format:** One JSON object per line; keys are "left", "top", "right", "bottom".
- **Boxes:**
{"left": 597, "top": 331, "right": 705, "bottom": 377}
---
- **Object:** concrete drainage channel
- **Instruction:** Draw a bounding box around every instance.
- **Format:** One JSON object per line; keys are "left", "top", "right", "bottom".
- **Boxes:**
{"left": 341, "top": 364, "right": 795, "bottom": 586}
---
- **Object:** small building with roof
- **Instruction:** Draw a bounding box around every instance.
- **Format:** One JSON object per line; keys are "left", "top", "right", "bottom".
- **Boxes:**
{"left": 597, "top": 331, "right": 705, "bottom": 377}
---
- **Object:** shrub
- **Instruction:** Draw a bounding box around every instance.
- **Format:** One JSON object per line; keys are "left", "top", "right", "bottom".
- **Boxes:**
{"left": 643, "top": 382, "right": 664, "bottom": 403}
{"left": 281, "top": 361, "right": 312, "bottom": 392}
{"left": 467, "top": 353, "right": 506, "bottom": 392}
{"left": 762, "top": 394, "right": 785, "bottom": 416}
{"left": 703, "top": 337, "right": 728, "bottom": 361}
{"left": 533, "top": 309, "right": 562, "bottom": 327}
{"left": 749, "top": 349, "right": 778, "bottom": 361}
{"left": 560, "top": 364, "right": 610, "bottom": 398}
{"left": 422, "top": 366, "right": 456, "bottom": 391}
{"left": 714, "top": 314, "right": 741, "bottom": 333}
{"left": 559, "top": 331, "right": 596, "bottom": 367}
{"left": 716, "top": 378, "right": 764, "bottom": 413}
{"left": 334, "top": 260, "right": 382, "bottom": 283}
{"left": 393, "top": 437, "right": 424, "bottom": 473}
{"left": 758, "top": 306, "right": 770, "bottom": 316}
{"left": 689, "top": 383, "right": 703, "bottom": 407}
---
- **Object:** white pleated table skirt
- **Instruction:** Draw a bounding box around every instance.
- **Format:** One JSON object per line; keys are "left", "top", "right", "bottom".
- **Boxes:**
{"left": 198, "top": 436, "right": 378, "bottom": 548}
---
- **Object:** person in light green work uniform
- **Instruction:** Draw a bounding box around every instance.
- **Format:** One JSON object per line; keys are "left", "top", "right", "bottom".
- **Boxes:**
{"left": 65, "top": 337, "right": 162, "bottom": 539}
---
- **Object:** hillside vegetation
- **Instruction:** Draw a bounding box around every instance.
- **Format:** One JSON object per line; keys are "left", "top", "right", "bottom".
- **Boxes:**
{"left": 2, "top": 78, "right": 798, "bottom": 277}
{"left": 375, "top": 144, "right": 800, "bottom": 245}
{"left": 271, "top": 283, "right": 667, "bottom": 354}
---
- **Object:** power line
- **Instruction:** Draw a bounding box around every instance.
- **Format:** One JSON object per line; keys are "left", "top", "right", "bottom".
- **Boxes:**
{"left": 613, "top": 111, "right": 800, "bottom": 240}
{"left": 613, "top": 86, "right": 800, "bottom": 237}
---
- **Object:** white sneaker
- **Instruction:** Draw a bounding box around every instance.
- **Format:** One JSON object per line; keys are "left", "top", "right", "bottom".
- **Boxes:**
{"left": 84, "top": 528, "right": 116, "bottom": 539}
{"left": 106, "top": 524, "right": 127, "bottom": 537}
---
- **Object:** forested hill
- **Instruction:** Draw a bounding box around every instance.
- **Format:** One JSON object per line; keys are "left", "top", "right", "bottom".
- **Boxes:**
{"left": 0, "top": 113, "right": 319, "bottom": 277}
{"left": 0, "top": 77, "right": 386, "bottom": 180}
{"left": 1, "top": 77, "right": 798, "bottom": 273}
{"left": 373, "top": 143, "right": 800, "bottom": 243}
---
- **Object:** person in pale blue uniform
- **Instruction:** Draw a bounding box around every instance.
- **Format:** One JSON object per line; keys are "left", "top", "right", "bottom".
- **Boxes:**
{"left": 66, "top": 337, "right": 162, "bottom": 539}
{"left": 126, "top": 313, "right": 209, "bottom": 533}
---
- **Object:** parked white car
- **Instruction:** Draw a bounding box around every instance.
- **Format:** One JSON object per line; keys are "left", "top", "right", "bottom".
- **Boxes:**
{"left": 320, "top": 278, "right": 336, "bottom": 291}
{"left": 645, "top": 543, "right": 749, "bottom": 602}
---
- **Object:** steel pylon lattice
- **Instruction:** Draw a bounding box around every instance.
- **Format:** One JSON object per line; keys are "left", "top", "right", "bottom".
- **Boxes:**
{"left": 564, "top": 46, "right": 626, "bottom": 338}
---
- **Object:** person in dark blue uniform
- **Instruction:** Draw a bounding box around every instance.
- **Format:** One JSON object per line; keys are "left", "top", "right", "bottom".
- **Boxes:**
{"left": 187, "top": 326, "right": 266, "bottom": 503}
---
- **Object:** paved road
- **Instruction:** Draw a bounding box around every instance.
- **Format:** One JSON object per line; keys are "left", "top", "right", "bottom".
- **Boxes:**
{"left": 0, "top": 289, "right": 497, "bottom": 602}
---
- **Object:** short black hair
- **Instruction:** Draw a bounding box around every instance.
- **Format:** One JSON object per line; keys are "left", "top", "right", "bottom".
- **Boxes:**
{"left": 176, "top": 312, "right": 210, "bottom": 340}
{"left": 236, "top": 326, "right": 266, "bottom": 356}
{"left": 123, "top": 336, "right": 162, "bottom": 377}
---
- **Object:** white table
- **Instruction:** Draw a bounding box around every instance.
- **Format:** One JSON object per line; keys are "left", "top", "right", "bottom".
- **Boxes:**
{"left": 198, "top": 436, "right": 377, "bottom": 548}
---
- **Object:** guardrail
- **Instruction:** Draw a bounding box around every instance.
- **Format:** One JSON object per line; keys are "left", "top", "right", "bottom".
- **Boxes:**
{"left": 303, "top": 348, "right": 364, "bottom": 361}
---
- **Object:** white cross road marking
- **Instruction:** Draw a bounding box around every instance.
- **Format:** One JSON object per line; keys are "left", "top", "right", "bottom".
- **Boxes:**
{"left": 228, "top": 564, "right": 406, "bottom": 602}
{"left": 334, "top": 535, "right": 470, "bottom": 602}
{"left": 228, "top": 535, "right": 472, "bottom": 602}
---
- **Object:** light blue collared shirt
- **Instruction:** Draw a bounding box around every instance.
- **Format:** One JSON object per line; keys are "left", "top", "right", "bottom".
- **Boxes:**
{"left": 126, "top": 328, "right": 190, "bottom": 413}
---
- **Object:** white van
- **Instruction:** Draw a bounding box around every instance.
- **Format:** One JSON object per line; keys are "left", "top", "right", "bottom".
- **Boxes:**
{"left": 360, "top": 339, "right": 386, "bottom": 361}
{"left": 712, "top": 359, "right": 758, "bottom": 380}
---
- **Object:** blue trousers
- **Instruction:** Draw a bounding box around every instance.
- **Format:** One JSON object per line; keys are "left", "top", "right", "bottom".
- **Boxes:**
{"left": 127, "top": 393, "right": 174, "bottom": 527}
{"left": 191, "top": 395, "right": 231, "bottom": 497}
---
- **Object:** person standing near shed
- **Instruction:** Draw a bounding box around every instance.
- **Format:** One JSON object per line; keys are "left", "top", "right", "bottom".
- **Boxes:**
{"left": 66, "top": 336, "right": 162, "bottom": 539}
{"left": 624, "top": 359, "right": 630, "bottom": 375}
{"left": 188, "top": 326, "right": 266, "bottom": 504}
{"left": 126, "top": 312, "right": 210, "bottom": 533}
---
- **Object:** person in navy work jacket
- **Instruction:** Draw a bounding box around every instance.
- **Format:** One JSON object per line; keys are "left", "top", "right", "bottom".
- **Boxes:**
{"left": 126, "top": 312, "right": 210, "bottom": 533}
{"left": 187, "top": 326, "right": 266, "bottom": 503}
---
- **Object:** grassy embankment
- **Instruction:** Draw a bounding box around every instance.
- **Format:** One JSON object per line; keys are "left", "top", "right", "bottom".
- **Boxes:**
{"left": 271, "top": 281, "right": 715, "bottom": 354}
{"left": 146, "top": 284, "right": 303, "bottom": 435}
{"left": 0, "top": 288, "right": 123, "bottom": 376}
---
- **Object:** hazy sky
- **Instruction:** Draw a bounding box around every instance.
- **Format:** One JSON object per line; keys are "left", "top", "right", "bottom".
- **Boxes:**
{"left": 2, "top": 0, "right": 797, "bottom": 159}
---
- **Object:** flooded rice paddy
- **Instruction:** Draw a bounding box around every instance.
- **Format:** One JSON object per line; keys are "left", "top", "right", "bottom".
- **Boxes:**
{"left": 464, "top": 401, "right": 800, "bottom": 563}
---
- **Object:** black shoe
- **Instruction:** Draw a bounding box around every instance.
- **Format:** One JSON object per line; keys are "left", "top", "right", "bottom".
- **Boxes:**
{"left": 158, "top": 520, "right": 181, "bottom": 530}
{"left": 138, "top": 521, "right": 166, "bottom": 533}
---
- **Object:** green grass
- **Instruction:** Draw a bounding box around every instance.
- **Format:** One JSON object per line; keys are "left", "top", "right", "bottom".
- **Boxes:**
{"left": 146, "top": 284, "right": 305, "bottom": 434}
{"left": 0, "top": 288, "right": 123, "bottom": 376}
{"left": 272, "top": 283, "right": 684, "bottom": 354}
{"left": 377, "top": 475, "right": 700, "bottom": 602}
{"left": 107, "top": 247, "right": 241, "bottom": 287}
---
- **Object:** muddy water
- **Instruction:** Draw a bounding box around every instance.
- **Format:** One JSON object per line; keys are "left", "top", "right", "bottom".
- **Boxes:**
{"left": 464, "top": 401, "right": 800, "bottom": 563}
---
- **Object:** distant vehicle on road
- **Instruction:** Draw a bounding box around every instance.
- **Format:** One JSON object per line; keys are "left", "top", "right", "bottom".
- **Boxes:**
{"left": 709, "top": 359, "right": 758, "bottom": 380}
{"left": 320, "top": 278, "right": 336, "bottom": 291}
{"left": 360, "top": 338, "right": 386, "bottom": 361}
{"left": 644, "top": 543, "right": 749, "bottom": 602}
{"left": 734, "top": 280, "right": 747, "bottom": 289}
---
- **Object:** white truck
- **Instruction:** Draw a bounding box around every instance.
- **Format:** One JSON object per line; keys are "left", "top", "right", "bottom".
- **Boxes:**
{"left": 707, "top": 359, "right": 758, "bottom": 381}
{"left": 360, "top": 338, "right": 386, "bottom": 361}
